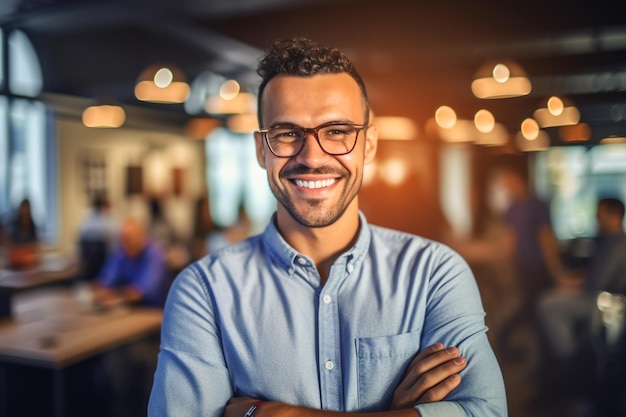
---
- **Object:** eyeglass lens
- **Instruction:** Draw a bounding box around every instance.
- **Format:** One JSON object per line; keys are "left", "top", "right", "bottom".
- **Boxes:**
{"left": 267, "top": 124, "right": 360, "bottom": 156}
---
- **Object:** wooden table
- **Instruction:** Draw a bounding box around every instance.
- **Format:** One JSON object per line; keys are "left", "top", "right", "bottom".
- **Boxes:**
{"left": 0, "top": 287, "right": 163, "bottom": 417}
{"left": 0, "top": 255, "right": 79, "bottom": 319}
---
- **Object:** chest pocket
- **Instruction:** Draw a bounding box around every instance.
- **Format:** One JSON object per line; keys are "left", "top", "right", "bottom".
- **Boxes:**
{"left": 356, "top": 330, "right": 421, "bottom": 411}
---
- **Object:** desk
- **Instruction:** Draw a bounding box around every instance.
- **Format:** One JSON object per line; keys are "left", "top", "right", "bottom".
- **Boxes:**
{"left": 0, "top": 288, "right": 163, "bottom": 417}
{"left": 0, "top": 255, "right": 79, "bottom": 319}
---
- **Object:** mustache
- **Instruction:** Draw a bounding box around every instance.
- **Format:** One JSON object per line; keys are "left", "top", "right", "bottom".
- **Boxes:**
{"left": 280, "top": 165, "right": 347, "bottom": 178}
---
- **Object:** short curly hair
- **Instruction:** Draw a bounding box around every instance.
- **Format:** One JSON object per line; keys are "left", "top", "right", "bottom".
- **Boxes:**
{"left": 256, "top": 37, "right": 369, "bottom": 126}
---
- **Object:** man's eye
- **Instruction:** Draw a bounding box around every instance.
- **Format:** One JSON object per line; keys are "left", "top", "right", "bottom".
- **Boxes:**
{"left": 272, "top": 130, "right": 301, "bottom": 141}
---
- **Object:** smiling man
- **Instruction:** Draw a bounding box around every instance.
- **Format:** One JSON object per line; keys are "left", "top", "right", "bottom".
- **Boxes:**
{"left": 149, "top": 38, "right": 506, "bottom": 417}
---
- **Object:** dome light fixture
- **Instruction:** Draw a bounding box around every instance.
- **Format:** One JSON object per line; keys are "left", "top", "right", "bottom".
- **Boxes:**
{"left": 82, "top": 99, "right": 126, "bottom": 128}
{"left": 135, "top": 64, "right": 190, "bottom": 104}
{"left": 471, "top": 60, "right": 532, "bottom": 99}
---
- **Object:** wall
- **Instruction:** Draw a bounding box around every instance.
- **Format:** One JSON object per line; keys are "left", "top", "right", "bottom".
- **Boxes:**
{"left": 55, "top": 117, "right": 206, "bottom": 256}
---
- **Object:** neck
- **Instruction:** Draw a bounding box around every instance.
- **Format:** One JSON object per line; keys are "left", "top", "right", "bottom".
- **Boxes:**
{"left": 276, "top": 203, "right": 360, "bottom": 283}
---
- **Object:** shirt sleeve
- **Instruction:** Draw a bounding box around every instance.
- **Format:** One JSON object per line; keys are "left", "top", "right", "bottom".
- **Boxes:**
{"left": 98, "top": 245, "right": 124, "bottom": 287}
{"left": 148, "top": 264, "right": 232, "bottom": 417}
{"left": 414, "top": 245, "right": 508, "bottom": 417}
{"left": 136, "top": 244, "right": 168, "bottom": 307}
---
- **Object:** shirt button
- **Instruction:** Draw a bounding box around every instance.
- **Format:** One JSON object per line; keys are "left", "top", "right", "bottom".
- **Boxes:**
{"left": 324, "top": 360, "right": 334, "bottom": 370}
{"left": 288, "top": 268, "right": 294, "bottom": 275}
{"left": 347, "top": 264, "right": 354, "bottom": 273}
{"left": 297, "top": 257, "right": 307, "bottom": 265}
{"left": 323, "top": 295, "right": 332, "bottom": 304}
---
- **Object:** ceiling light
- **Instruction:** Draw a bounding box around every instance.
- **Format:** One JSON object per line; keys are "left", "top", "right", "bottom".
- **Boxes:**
{"left": 373, "top": 116, "right": 418, "bottom": 140}
{"left": 219, "top": 80, "right": 241, "bottom": 100}
{"left": 516, "top": 130, "right": 550, "bottom": 152}
{"left": 183, "top": 117, "right": 221, "bottom": 139}
{"left": 473, "top": 123, "right": 509, "bottom": 146}
{"left": 474, "top": 109, "right": 495, "bottom": 133}
{"left": 435, "top": 106, "right": 457, "bottom": 129}
{"left": 205, "top": 92, "right": 256, "bottom": 115}
{"left": 547, "top": 96, "right": 564, "bottom": 116}
{"left": 600, "top": 135, "right": 626, "bottom": 145}
{"left": 521, "top": 118, "right": 540, "bottom": 140}
{"left": 135, "top": 64, "right": 190, "bottom": 104}
{"left": 226, "top": 113, "right": 258, "bottom": 133}
{"left": 82, "top": 102, "right": 125, "bottom": 128}
{"left": 471, "top": 60, "right": 532, "bottom": 99}
{"left": 559, "top": 123, "right": 591, "bottom": 142}
{"left": 534, "top": 105, "right": 580, "bottom": 127}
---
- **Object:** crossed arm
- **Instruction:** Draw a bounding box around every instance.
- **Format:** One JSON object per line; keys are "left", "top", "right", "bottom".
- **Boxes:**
{"left": 223, "top": 343, "right": 467, "bottom": 417}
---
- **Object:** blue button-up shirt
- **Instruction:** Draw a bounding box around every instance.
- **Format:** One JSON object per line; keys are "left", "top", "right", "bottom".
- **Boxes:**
{"left": 149, "top": 214, "right": 507, "bottom": 417}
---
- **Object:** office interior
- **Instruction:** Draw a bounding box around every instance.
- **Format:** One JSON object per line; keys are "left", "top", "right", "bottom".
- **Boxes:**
{"left": 1, "top": 0, "right": 626, "bottom": 416}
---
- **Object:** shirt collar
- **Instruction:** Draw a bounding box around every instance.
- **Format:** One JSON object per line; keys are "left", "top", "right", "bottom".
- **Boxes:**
{"left": 262, "top": 211, "right": 372, "bottom": 272}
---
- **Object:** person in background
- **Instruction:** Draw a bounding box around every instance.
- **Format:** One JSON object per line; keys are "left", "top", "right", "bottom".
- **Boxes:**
{"left": 537, "top": 197, "right": 626, "bottom": 414}
{"left": 94, "top": 216, "right": 169, "bottom": 309}
{"left": 149, "top": 37, "right": 506, "bottom": 417}
{"left": 5, "top": 198, "right": 40, "bottom": 269}
{"left": 489, "top": 165, "right": 571, "bottom": 359}
{"left": 93, "top": 216, "right": 170, "bottom": 417}
{"left": 148, "top": 197, "right": 191, "bottom": 277}
{"left": 77, "top": 193, "right": 118, "bottom": 281}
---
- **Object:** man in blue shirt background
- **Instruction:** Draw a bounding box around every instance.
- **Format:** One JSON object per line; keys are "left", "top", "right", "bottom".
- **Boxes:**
{"left": 95, "top": 215, "right": 169, "bottom": 308}
{"left": 149, "top": 38, "right": 506, "bottom": 417}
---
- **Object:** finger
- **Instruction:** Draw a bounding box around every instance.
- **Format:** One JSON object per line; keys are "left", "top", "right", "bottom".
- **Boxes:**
{"left": 409, "top": 343, "right": 445, "bottom": 366}
{"left": 392, "top": 355, "right": 466, "bottom": 409}
{"left": 401, "top": 346, "right": 461, "bottom": 387}
{"left": 412, "top": 355, "right": 466, "bottom": 394}
{"left": 417, "top": 373, "right": 463, "bottom": 404}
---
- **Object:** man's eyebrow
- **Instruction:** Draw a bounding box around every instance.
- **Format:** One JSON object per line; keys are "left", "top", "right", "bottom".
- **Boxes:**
{"left": 269, "top": 119, "right": 357, "bottom": 128}
{"left": 269, "top": 121, "right": 300, "bottom": 128}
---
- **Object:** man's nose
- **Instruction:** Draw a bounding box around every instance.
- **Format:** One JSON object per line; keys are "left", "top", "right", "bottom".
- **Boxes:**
{"left": 295, "top": 132, "right": 328, "bottom": 164}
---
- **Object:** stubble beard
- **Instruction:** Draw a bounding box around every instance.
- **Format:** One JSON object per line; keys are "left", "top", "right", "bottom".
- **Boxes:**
{"left": 273, "top": 167, "right": 362, "bottom": 228}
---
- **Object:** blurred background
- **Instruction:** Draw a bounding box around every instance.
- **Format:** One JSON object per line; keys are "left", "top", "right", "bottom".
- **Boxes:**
{"left": 1, "top": 0, "right": 626, "bottom": 416}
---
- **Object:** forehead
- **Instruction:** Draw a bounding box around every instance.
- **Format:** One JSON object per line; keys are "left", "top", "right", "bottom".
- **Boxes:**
{"left": 260, "top": 73, "right": 365, "bottom": 125}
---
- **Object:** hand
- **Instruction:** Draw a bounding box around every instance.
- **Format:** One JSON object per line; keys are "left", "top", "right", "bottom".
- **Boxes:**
{"left": 224, "top": 397, "right": 258, "bottom": 417}
{"left": 224, "top": 397, "right": 280, "bottom": 417}
{"left": 390, "top": 342, "right": 466, "bottom": 409}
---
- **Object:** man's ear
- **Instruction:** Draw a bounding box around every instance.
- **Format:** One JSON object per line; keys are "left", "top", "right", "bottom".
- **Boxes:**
{"left": 363, "top": 125, "right": 378, "bottom": 165}
{"left": 254, "top": 131, "right": 267, "bottom": 169}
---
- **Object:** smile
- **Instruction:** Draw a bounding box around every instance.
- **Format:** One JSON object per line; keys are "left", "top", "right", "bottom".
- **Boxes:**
{"left": 293, "top": 179, "right": 337, "bottom": 189}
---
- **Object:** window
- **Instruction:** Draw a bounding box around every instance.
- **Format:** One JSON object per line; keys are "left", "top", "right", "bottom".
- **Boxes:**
{"left": 534, "top": 145, "right": 626, "bottom": 240}
{"left": 0, "top": 28, "right": 57, "bottom": 244}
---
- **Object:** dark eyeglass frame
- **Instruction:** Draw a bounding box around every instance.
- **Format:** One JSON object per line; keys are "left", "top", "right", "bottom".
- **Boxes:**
{"left": 258, "top": 122, "right": 368, "bottom": 158}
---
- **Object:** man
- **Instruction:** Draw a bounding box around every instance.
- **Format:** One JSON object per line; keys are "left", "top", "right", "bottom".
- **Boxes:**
{"left": 149, "top": 38, "right": 506, "bottom": 417}
{"left": 538, "top": 197, "right": 626, "bottom": 370}
{"left": 488, "top": 165, "right": 569, "bottom": 359}
{"left": 94, "top": 216, "right": 169, "bottom": 308}
{"left": 77, "top": 194, "right": 118, "bottom": 281}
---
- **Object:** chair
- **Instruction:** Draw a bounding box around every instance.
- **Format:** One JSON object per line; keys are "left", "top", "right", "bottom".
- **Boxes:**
{"left": 78, "top": 238, "right": 109, "bottom": 281}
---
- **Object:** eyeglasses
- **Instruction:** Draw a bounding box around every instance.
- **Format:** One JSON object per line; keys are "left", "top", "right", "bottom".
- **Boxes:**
{"left": 258, "top": 122, "right": 367, "bottom": 158}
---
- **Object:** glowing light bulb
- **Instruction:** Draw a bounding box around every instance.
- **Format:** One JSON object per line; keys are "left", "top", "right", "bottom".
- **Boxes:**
{"left": 492, "top": 64, "right": 510, "bottom": 83}
{"left": 547, "top": 96, "right": 564, "bottom": 116}
{"left": 521, "top": 118, "right": 539, "bottom": 140}
{"left": 220, "top": 80, "right": 241, "bottom": 100}
{"left": 154, "top": 68, "right": 174, "bottom": 88}
{"left": 474, "top": 109, "right": 495, "bottom": 133}
{"left": 435, "top": 105, "right": 457, "bottom": 129}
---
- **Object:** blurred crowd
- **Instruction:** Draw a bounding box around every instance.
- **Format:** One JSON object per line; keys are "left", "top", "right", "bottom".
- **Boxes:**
{"left": 447, "top": 164, "right": 626, "bottom": 417}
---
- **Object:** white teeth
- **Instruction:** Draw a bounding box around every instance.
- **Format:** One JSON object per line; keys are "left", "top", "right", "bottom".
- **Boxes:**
{"left": 294, "top": 178, "right": 336, "bottom": 189}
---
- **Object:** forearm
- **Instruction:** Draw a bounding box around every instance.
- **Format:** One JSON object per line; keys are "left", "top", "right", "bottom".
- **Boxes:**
{"left": 234, "top": 401, "right": 419, "bottom": 417}
{"left": 268, "top": 404, "right": 419, "bottom": 417}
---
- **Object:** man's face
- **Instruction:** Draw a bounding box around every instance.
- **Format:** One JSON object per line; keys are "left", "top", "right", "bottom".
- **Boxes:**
{"left": 120, "top": 220, "right": 147, "bottom": 257}
{"left": 254, "top": 73, "right": 377, "bottom": 228}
